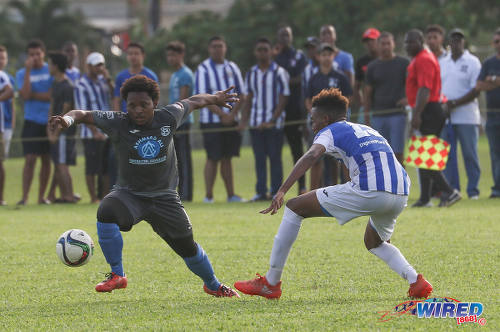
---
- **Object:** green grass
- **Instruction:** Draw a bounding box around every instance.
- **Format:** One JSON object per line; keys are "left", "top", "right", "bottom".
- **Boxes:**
{"left": 0, "top": 137, "right": 499, "bottom": 331}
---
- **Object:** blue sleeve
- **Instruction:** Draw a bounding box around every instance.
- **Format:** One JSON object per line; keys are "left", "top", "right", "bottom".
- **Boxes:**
{"left": 114, "top": 72, "right": 123, "bottom": 97}
{"left": 178, "top": 71, "right": 193, "bottom": 88}
{"left": 15, "top": 70, "right": 24, "bottom": 91}
{"left": 477, "top": 60, "right": 488, "bottom": 81}
{"left": 344, "top": 52, "right": 354, "bottom": 74}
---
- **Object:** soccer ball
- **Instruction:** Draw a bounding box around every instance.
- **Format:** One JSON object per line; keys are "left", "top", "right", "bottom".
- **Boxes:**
{"left": 56, "top": 229, "right": 94, "bottom": 267}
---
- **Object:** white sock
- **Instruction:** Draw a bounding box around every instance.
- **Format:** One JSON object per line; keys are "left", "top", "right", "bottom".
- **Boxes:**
{"left": 265, "top": 207, "right": 303, "bottom": 286}
{"left": 369, "top": 242, "right": 418, "bottom": 284}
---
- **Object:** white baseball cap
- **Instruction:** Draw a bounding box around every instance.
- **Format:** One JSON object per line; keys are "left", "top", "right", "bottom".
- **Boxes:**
{"left": 86, "top": 52, "right": 105, "bottom": 66}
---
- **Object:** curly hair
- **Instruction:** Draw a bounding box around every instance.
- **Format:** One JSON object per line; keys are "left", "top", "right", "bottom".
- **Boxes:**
{"left": 120, "top": 75, "right": 160, "bottom": 103}
{"left": 311, "top": 88, "right": 349, "bottom": 118}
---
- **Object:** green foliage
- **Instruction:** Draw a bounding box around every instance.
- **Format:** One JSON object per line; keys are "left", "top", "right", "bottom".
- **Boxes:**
{"left": 0, "top": 140, "right": 499, "bottom": 330}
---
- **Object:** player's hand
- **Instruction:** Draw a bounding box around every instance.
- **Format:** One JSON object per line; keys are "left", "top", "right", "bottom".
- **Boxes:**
{"left": 214, "top": 86, "right": 239, "bottom": 110}
{"left": 260, "top": 191, "right": 285, "bottom": 215}
{"left": 49, "top": 115, "right": 70, "bottom": 131}
{"left": 257, "top": 121, "right": 275, "bottom": 130}
{"left": 24, "top": 57, "right": 34, "bottom": 70}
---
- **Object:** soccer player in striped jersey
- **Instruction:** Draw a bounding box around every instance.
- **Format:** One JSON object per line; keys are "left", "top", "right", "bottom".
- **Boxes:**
{"left": 235, "top": 88, "right": 432, "bottom": 299}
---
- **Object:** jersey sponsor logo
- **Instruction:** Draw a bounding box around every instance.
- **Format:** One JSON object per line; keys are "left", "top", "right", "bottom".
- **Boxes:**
{"left": 134, "top": 136, "right": 164, "bottom": 160}
{"left": 323, "top": 189, "right": 329, "bottom": 197}
{"left": 328, "top": 77, "right": 339, "bottom": 87}
{"left": 160, "top": 125, "right": 171, "bottom": 137}
{"left": 29, "top": 73, "right": 51, "bottom": 83}
{"left": 96, "top": 111, "right": 115, "bottom": 119}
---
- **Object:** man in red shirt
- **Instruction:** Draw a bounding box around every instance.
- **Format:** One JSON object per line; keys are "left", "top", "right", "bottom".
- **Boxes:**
{"left": 404, "top": 29, "right": 461, "bottom": 207}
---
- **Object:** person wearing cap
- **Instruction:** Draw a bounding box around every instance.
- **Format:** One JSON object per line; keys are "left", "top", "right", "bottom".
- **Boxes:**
{"left": 302, "top": 36, "right": 320, "bottom": 91}
{"left": 364, "top": 31, "right": 410, "bottom": 165}
{"left": 354, "top": 28, "right": 380, "bottom": 123}
{"left": 319, "top": 24, "right": 355, "bottom": 86}
{"left": 16, "top": 39, "right": 53, "bottom": 206}
{"left": 404, "top": 29, "right": 460, "bottom": 208}
{"left": 74, "top": 52, "right": 113, "bottom": 203}
{"left": 440, "top": 28, "right": 482, "bottom": 199}
{"left": 476, "top": 28, "right": 500, "bottom": 198}
{"left": 305, "top": 43, "right": 352, "bottom": 190}
{"left": 425, "top": 25, "right": 448, "bottom": 62}
{"left": 274, "top": 26, "right": 308, "bottom": 195}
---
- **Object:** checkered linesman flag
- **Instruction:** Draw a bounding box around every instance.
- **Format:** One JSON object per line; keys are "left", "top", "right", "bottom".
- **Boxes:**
{"left": 404, "top": 135, "right": 450, "bottom": 170}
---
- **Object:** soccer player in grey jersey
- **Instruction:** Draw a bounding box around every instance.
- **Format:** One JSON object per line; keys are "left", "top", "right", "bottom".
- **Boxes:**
{"left": 49, "top": 75, "right": 240, "bottom": 297}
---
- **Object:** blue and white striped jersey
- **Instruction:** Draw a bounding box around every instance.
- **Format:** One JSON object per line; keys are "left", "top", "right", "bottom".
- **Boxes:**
{"left": 65, "top": 67, "right": 80, "bottom": 85}
{"left": 74, "top": 74, "right": 111, "bottom": 138}
{"left": 302, "top": 60, "right": 318, "bottom": 94}
{"left": 314, "top": 121, "right": 410, "bottom": 195}
{"left": 194, "top": 58, "right": 245, "bottom": 124}
{"left": 245, "top": 62, "right": 290, "bottom": 129}
{"left": 0, "top": 70, "right": 12, "bottom": 133}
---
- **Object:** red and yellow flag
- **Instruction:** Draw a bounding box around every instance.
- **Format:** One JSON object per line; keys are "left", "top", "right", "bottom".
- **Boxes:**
{"left": 404, "top": 135, "right": 450, "bottom": 170}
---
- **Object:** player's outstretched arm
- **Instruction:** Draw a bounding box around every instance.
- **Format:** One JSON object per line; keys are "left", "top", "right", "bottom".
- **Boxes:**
{"left": 49, "top": 110, "right": 95, "bottom": 131}
{"left": 182, "top": 86, "right": 239, "bottom": 115}
{"left": 261, "top": 144, "right": 326, "bottom": 215}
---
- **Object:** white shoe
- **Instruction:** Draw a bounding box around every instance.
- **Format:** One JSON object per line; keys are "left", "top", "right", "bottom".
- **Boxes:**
{"left": 227, "top": 195, "right": 246, "bottom": 203}
{"left": 203, "top": 197, "right": 214, "bottom": 203}
{"left": 469, "top": 195, "right": 479, "bottom": 200}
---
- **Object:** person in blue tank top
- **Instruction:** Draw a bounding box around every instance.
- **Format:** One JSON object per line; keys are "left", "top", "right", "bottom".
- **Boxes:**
{"left": 235, "top": 88, "right": 433, "bottom": 300}
{"left": 16, "top": 39, "right": 54, "bottom": 205}
{"left": 113, "top": 42, "right": 159, "bottom": 113}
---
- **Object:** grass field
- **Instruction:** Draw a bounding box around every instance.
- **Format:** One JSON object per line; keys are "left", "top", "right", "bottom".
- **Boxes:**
{"left": 0, "top": 136, "right": 499, "bottom": 331}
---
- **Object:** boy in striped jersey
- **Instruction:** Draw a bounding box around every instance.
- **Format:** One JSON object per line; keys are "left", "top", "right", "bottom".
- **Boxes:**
{"left": 235, "top": 88, "right": 432, "bottom": 299}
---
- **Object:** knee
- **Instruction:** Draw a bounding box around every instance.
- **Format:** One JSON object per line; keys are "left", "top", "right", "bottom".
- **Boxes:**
{"left": 285, "top": 197, "right": 301, "bottom": 215}
{"left": 97, "top": 198, "right": 133, "bottom": 232}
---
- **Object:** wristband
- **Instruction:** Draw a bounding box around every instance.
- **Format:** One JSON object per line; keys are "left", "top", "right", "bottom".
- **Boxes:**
{"left": 63, "top": 115, "right": 74, "bottom": 127}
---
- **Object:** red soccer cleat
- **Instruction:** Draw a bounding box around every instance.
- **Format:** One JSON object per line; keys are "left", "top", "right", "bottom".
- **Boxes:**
{"left": 408, "top": 274, "right": 433, "bottom": 298}
{"left": 203, "top": 284, "right": 240, "bottom": 298}
{"left": 234, "top": 273, "right": 282, "bottom": 299}
{"left": 95, "top": 272, "right": 128, "bottom": 292}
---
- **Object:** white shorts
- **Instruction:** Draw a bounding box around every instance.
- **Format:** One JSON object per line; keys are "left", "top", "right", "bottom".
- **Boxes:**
{"left": 315, "top": 182, "right": 408, "bottom": 241}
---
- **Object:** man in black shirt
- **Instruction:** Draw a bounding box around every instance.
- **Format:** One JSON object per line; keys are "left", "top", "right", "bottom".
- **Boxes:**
{"left": 275, "top": 26, "right": 308, "bottom": 194}
{"left": 46, "top": 52, "right": 77, "bottom": 203}
{"left": 305, "top": 43, "right": 352, "bottom": 189}
{"left": 50, "top": 75, "right": 240, "bottom": 297}
{"left": 354, "top": 28, "right": 380, "bottom": 123}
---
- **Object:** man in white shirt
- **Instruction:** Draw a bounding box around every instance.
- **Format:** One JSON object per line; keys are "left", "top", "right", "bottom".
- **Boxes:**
{"left": 440, "top": 29, "right": 482, "bottom": 199}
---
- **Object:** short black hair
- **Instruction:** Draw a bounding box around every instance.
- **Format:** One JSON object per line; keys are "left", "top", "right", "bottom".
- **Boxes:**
{"left": 378, "top": 31, "right": 394, "bottom": 41}
{"left": 165, "top": 41, "right": 185, "bottom": 54}
{"left": 48, "top": 51, "right": 68, "bottom": 72}
{"left": 26, "top": 39, "right": 46, "bottom": 52}
{"left": 208, "top": 36, "right": 225, "bottom": 45}
{"left": 120, "top": 75, "right": 160, "bottom": 104}
{"left": 312, "top": 88, "right": 349, "bottom": 119}
{"left": 127, "top": 42, "right": 145, "bottom": 54}
{"left": 255, "top": 37, "right": 271, "bottom": 46}
{"left": 407, "top": 29, "right": 424, "bottom": 43}
{"left": 425, "top": 24, "right": 445, "bottom": 36}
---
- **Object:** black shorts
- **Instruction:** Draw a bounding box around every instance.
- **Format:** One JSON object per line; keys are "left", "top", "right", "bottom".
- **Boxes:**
{"left": 83, "top": 139, "right": 108, "bottom": 175}
{"left": 97, "top": 189, "right": 193, "bottom": 239}
{"left": 50, "top": 133, "right": 76, "bottom": 165}
{"left": 201, "top": 123, "right": 241, "bottom": 161}
{"left": 21, "top": 120, "right": 50, "bottom": 155}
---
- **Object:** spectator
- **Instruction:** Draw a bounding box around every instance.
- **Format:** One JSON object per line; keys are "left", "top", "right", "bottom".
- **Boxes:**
{"left": 166, "top": 41, "right": 194, "bottom": 202}
{"left": 75, "top": 52, "right": 112, "bottom": 203}
{"left": 440, "top": 29, "right": 482, "bottom": 199}
{"left": 425, "top": 24, "right": 448, "bottom": 61}
{"left": 476, "top": 28, "right": 500, "bottom": 199}
{"left": 0, "top": 66, "right": 14, "bottom": 205}
{"left": 275, "top": 26, "right": 308, "bottom": 195}
{"left": 16, "top": 39, "right": 53, "bottom": 205}
{"left": 404, "top": 29, "right": 460, "bottom": 207}
{"left": 319, "top": 24, "right": 355, "bottom": 86}
{"left": 305, "top": 43, "right": 352, "bottom": 190}
{"left": 62, "top": 41, "right": 80, "bottom": 84}
{"left": 354, "top": 28, "right": 380, "bottom": 123}
{"left": 46, "top": 51, "right": 77, "bottom": 203}
{"left": 113, "top": 42, "right": 158, "bottom": 113}
{"left": 240, "top": 38, "right": 290, "bottom": 201}
{"left": 0, "top": 46, "right": 15, "bottom": 158}
{"left": 364, "top": 32, "right": 410, "bottom": 164}
{"left": 302, "top": 36, "right": 320, "bottom": 93}
{"left": 194, "top": 36, "right": 246, "bottom": 203}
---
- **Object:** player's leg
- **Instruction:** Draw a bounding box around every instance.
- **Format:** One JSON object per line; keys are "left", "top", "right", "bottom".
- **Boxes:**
{"left": 94, "top": 191, "right": 143, "bottom": 292}
{"left": 146, "top": 197, "right": 239, "bottom": 297}
{"left": 235, "top": 190, "right": 326, "bottom": 298}
{"left": 365, "top": 194, "right": 432, "bottom": 298}
{"left": 201, "top": 124, "right": 221, "bottom": 201}
{"left": 221, "top": 126, "right": 243, "bottom": 201}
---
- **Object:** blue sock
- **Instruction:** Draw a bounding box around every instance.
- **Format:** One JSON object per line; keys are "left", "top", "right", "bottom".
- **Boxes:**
{"left": 183, "top": 244, "right": 220, "bottom": 291}
{"left": 96, "top": 222, "right": 124, "bottom": 277}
